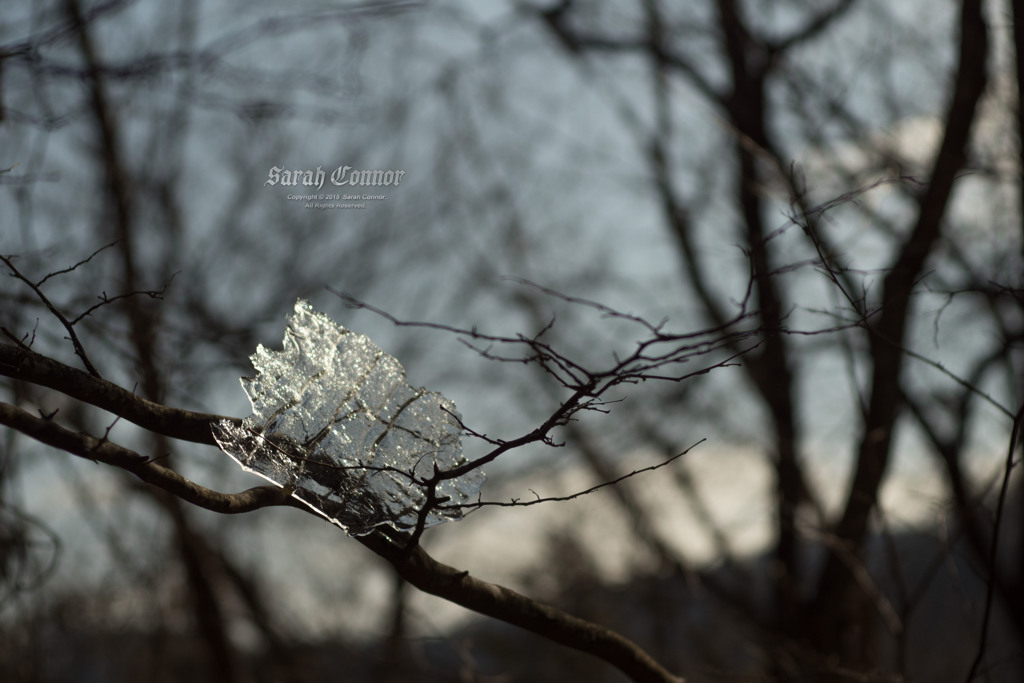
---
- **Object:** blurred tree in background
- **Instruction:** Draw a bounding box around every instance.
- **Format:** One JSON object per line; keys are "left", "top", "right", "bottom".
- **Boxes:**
{"left": 1, "top": 0, "right": 1022, "bottom": 681}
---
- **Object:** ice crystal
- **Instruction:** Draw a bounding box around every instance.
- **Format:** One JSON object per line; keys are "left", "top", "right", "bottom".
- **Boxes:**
{"left": 213, "top": 300, "right": 482, "bottom": 535}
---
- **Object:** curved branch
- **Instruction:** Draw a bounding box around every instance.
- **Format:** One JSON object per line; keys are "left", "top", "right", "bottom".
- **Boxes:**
{"left": 0, "top": 401, "right": 290, "bottom": 514}
{"left": 359, "top": 530, "right": 685, "bottom": 683}
{"left": 0, "top": 346, "right": 686, "bottom": 682}
{"left": 0, "top": 342, "right": 234, "bottom": 445}
{"left": 0, "top": 395, "right": 686, "bottom": 683}
{"left": 451, "top": 438, "right": 705, "bottom": 510}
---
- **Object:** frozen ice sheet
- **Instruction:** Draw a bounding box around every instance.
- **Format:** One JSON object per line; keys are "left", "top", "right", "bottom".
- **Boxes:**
{"left": 213, "top": 300, "right": 483, "bottom": 535}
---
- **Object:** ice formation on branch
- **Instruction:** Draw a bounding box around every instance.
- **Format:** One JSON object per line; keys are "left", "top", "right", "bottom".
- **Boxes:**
{"left": 213, "top": 300, "right": 482, "bottom": 535}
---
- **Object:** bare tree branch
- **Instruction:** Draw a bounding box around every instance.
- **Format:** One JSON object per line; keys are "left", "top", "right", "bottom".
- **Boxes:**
{"left": 815, "top": 0, "right": 989, "bottom": 647}
{"left": 0, "top": 401, "right": 290, "bottom": 515}
{"left": 0, "top": 394, "right": 687, "bottom": 683}
{"left": 1, "top": 254, "right": 100, "bottom": 377}
{"left": 0, "top": 343, "right": 233, "bottom": 445}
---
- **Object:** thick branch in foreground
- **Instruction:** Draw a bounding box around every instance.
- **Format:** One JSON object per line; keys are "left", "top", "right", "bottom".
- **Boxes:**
{"left": 0, "top": 401, "right": 291, "bottom": 514}
{"left": 359, "top": 530, "right": 684, "bottom": 683}
{"left": 0, "top": 342, "right": 232, "bottom": 445}
{"left": 0, "top": 349, "right": 686, "bottom": 683}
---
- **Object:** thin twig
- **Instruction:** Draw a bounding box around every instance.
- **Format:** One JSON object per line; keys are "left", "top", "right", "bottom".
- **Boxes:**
{"left": 448, "top": 439, "right": 705, "bottom": 510}
{"left": 35, "top": 240, "right": 118, "bottom": 287}
{"left": 1, "top": 254, "right": 100, "bottom": 376}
